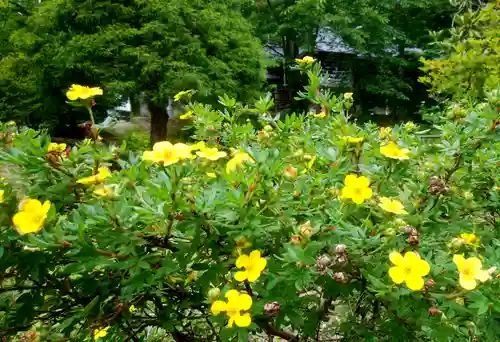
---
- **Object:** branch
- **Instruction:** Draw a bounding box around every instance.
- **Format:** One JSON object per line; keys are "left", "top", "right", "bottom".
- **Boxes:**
{"left": 262, "top": 323, "right": 298, "bottom": 341}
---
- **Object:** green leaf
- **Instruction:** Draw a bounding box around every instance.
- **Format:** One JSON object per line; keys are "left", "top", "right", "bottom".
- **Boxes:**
{"left": 84, "top": 296, "right": 99, "bottom": 315}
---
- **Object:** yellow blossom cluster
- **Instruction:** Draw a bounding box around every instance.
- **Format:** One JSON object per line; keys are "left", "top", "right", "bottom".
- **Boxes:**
{"left": 295, "top": 56, "right": 316, "bottom": 65}
{"left": 77, "top": 167, "right": 111, "bottom": 185}
{"left": 142, "top": 141, "right": 234, "bottom": 167}
{"left": 380, "top": 142, "right": 409, "bottom": 160}
{"left": 211, "top": 290, "right": 253, "bottom": 328}
{"left": 388, "top": 249, "right": 492, "bottom": 291}
{"left": 12, "top": 199, "right": 51, "bottom": 235}
{"left": 66, "top": 84, "right": 103, "bottom": 101}
{"left": 48, "top": 142, "right": 67, "bottom": 153}
{"left": 234, "top": 250, "right": 267, "bottom": 282}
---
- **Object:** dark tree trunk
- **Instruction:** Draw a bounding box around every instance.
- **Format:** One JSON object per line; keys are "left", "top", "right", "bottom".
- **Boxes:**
{"left": 147, "top": 102, "right": 168, "bottom": 145}
{"left": 130, "top": 94, "right": 141, "bottom": 117}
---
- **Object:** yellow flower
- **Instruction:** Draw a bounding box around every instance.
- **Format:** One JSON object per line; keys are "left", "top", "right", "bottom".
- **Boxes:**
{"left": 94, "top": 185, "right": 115, "bottom": 198}
{"left": 378, "top": 197, "right": 408, "bottom": 215}
{"left": 66, "top": 84, "right": 103, "bottom": 101}
{"left": 93, "top": 326, "right": 110, "bottom": 340}
{"left": 234, "top": 250, "right": 267, "bottom": 282}
{"left": 206, "top": 172, "right": 217, "bottom": 178}
{"left": 453, "top": 254, "right": 490, "bottom": 290}
{"left": 48, "top": 142, "right": 67, "bottom": 153}
{"left": 379, "top": 127, "right": 392, "bottom": 139}
{"left": 12, "top": 199, "right": 51, "bottom": 235}
{"left": 142, "top": 141, "right": 194, "bottom": 165}
{"left": 342, "top": 136, "right": 364, "bottom": 143}
{"left": 388, "top": 251, "right": 430, "bottom": 291}
{"left": 344, "top": 92, "right": 353, "bottom": 100}
{"left": 179, "top": 111, "right": 193, "bottom": 120}
{"left": 196, "top": 147, "right": 227, "bottom": 161}
{"left": 129, "top": 305, "right": 136, "bottom": 313}
{"left": 300, "top": 155, "right": 317, "bottom": 175}
{"left": 341, "top": 174, "right": 373, "bottom": 204}
{"left": 173, "top": 143, "right": 194, "bottom": 160}
{"left": 173, "top": 90, "right": 194, "bottom": 102}
{"left": 295, "top": 56, "right": 316, "bottom": 64}
{"left": 191, "top": 141, "right": 206, "bottom": 151}
{"left": 404, "top": 121, "right": 416, "bottom": 131}
{"left": 211, "top": 290, "right": 252, "bottom": 328}
{"left": 226, "top": 151, "right": 254, "bottom": 174}
{"left": 460, "top": 233, "right": 480, "bottom": 247}
{"left": 0, "top": 189, "right": 4, "bottom": 203}
{"left": 77, "top": 167, "right": 111, "bottom": 185}
{"left": 380, "top": 142, "right": 409, "bottom": 160}
{"left": 313, "top": 111, "right": 326, "bottom": 118}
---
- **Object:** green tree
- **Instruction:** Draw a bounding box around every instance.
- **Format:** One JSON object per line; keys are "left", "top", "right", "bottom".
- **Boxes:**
{"left": 420, "top": 0, "right": 500, "bottom": 100}
{"left": 0, "top": 0, "right": 267, "bottom": 143}
{"left": 244, "top": 0, "right": 454, "bottom": 114}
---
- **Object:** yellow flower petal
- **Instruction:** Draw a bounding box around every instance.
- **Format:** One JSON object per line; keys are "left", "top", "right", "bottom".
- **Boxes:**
{"left": 236, "top": 255, "right": 250, "bottom": 269}
{"left": 246, "top": 269, "right": 261, "bottom": 282}
{"left": 234, "top": 271, "right": 248, "bottom": 282}
{"left": 344, "top": 174, "right": 358, "bottom": 187}
{"left": 453, "top": 254, "right": 466, "bottom": 269}
{"left": 356, "top": 176, "right": 370, "bottom": 188}
{"left": 414, "top": 259, "right": 431, "bottom": 277}
{"left": 234, "top": 313, "right": 252, "bottom": 327}
{"left": 476, "top": 270, "right": 490, "bottom": 283}
{"left": 389, "top": 252, "right": 404, "bottom": 266}
{"left": 211, "top": 300, "right": 227, "bottom": 315}
{"left": 405, "top": 275, "right": 424, "bottom": 291}
{"left": 225, "top": 290, "right": 239, "bottom": 300}
{"left": 388, "top": 266, "right": 406, "bottom": 284}
{"left": 236, "top": 294, "right": 253, "bottom": 311}
{"left": 13, "top": 212, "right": 43, "bottom": 235}
{"left": 459, "top": 274, "right": 477, "bottom": 290}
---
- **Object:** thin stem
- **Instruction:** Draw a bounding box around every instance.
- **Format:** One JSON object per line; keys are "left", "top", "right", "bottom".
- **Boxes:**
{"left": 87, "top": 106, "right": 95, "bottom": 125}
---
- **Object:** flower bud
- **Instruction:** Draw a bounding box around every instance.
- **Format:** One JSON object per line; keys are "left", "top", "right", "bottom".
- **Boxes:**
{"left": 449, "top": 237, "right": 465, "bottom": 249}
{"left": 425, "top": 278, "right": 436, "bottom": 288}
{"left": 455, "top": 297, "right": 465, "bottom": 305}
{"left": 334, "top": 244, "right": 347, "bottom": 255}
{"left": 264, "top": 301, "right": 281, "bottom": 316}
{"left": 290, "top": 235, "right": 302, "bottom": 245}
{"left": 393, "top": 218, "right": 407, "bottom": 228}
{"left": 428, "top": 306, "right": 441, "bottom": 316}
{"left": 263, "top": 125, "right": 273, "bottom": 132}
{"left": 383, "top": 228, "right": 396, "bottom": 237}
{"left": 284, "top": 165, "right": 298, "bottom": 179}
{"left": 208, "top": 288, "right": 221, "bottom": 302}
{"left": 316, "top": 254, "right": 331, "bottom": 275}
{"left": 463, "top": 191, "right": 473, "bottom": 200}
{"left": 428, "top": 176, "right": 449, "bottom": 196}
{"left": 299, "top": 221, "right": 313, "bottom": 237}
{"left": 332, "top": 272, "right": 347, "bottom": 283}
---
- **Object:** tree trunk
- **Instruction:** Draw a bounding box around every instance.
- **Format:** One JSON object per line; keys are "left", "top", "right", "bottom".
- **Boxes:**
{"left": 130, "top": 94, "right": 141, "bottom": 118}
{"left": 148, "top": 101, "right": 169, "bottom": 145}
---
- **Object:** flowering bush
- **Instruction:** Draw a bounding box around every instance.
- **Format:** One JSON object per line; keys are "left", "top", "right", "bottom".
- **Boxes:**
{"left": 1, "top": 60, "right": 500, "bottom": 341}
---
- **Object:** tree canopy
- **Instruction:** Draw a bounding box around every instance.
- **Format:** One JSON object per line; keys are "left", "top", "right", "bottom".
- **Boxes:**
{"left": 0, "top": 0, "right": 268, "bottom": 142}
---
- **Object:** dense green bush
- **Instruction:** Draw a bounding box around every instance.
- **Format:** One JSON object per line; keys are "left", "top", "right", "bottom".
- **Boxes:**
{"left": 420, "top": 0, "right": 500, "bottom": 100}
{"left": 1, "top": 59, "right": 500, "bottom": 341}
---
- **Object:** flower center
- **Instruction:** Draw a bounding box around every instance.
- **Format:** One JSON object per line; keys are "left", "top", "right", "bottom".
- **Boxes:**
{"left": 353, "top": 188, "right": 363, "bottom": 196}
{"left": 404, "top": 265, "right": 413, "bottom": 275}
{"left": 462, "top": 266, "right": 473, "bottom": 277}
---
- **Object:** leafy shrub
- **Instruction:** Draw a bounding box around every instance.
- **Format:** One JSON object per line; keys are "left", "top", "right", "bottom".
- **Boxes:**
{"left": 1, "top": 59, "right": 500, "bottom": 342}
{"left": 420, "top": 1, "right": 500, "bottom": 100}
